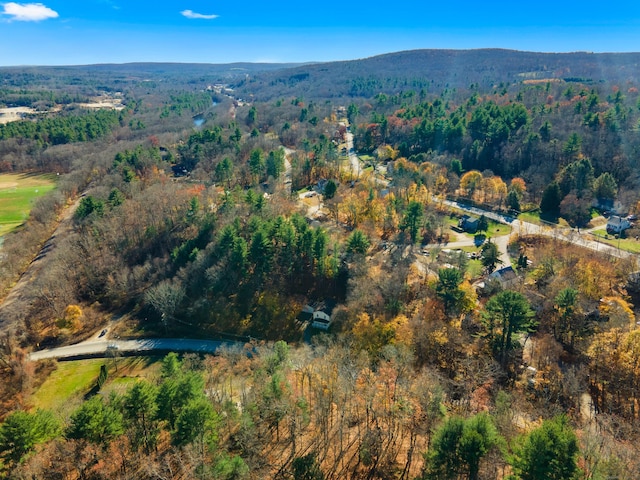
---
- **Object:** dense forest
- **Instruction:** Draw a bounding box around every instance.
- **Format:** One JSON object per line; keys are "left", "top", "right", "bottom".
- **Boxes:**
{"left": 0, "top": 50, "right": 640, "bottom": 479}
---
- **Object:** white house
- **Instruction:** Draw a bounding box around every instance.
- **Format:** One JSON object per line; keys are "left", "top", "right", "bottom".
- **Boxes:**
{"left": 312, "top": 311, "right": 332, "bottom": 330}
{"left": 308, "top": 300, "right": 336, "bottom": 330}
{"left": 606, "top": 215, "right": 631, "bottom": 234}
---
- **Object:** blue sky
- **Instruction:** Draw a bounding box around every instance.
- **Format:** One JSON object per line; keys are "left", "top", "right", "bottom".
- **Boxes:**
{"left": 2, "top": 1, "right": 640, "bottom": 65}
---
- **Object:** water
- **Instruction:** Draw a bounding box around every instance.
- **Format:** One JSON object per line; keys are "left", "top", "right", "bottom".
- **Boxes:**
{"left": 193, "top": 101, "right": 218, "bottom": 127}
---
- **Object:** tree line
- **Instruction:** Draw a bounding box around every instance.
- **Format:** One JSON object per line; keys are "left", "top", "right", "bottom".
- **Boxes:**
{"left": 0, "top": 346, "right": 587, "bottom": 480}
{"left": 0, "top": 109, "right": 123, "bottom": 146}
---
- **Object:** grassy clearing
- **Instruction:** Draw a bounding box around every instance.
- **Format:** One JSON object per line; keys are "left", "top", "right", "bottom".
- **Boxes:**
{"left": 518, "top": 209, "right": 572, "bottom": 228}
{"left": 517, "top": 211, "right": 537, "bottom": 223}
{"left": 467, "top": 259, "right": 484, "bottom": 278}
{"left": 446, "top": 215, "right": 511, "bottom": 239}
{"left": 590, "top": 230, "right": 640, "bottom": 254}
{"left": 0, "top": 173, "right": 56, "bottom": 236}
{"left": 31, "top": 359, "right": 104, "bottom": 412}
{"left": 485, "top": 220, "right": 510, "bottom": 238}
{"left": 31, "top": 356, "right": 161, "bottom": 414}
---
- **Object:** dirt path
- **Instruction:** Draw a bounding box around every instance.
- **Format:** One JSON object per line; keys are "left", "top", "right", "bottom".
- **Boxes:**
{"left": 0, "top": 197, "right": 81, "bottom": 331}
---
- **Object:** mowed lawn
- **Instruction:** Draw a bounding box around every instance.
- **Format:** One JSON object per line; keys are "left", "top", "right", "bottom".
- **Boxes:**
{"left": 0, "top": 173, "right": 56, "bottom": 236}
{"left": 590, "top": 229, "right": 640, "bottom": 254}
{"left": 31, "top": 357, "right": 161, "bottom": 414}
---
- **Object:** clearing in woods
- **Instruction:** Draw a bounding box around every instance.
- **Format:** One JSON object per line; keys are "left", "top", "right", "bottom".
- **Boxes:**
{"left": 31, "top": 356, "right": 162, "bottom": 413}
{"left": 0, "top": 173, "right": 56, "bottom": 236}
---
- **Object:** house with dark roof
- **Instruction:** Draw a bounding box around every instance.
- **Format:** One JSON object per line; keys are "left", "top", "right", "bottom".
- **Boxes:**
{"left": 459, "top": 215, "right": 479, "bottom": 233}
{"left": 488, "top": 266, "right": 518, "bottom": 288}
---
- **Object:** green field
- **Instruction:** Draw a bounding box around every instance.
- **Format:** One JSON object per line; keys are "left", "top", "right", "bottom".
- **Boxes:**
{"left": 31, "top": 357, "right": 161, "bottom": 413}
{"left": 517, "top": 210, "right": 572, "bottom": 227}
{"left": 0, "top": 173, "right": 56, "bottom": 236}
{"left": 590, "top": 229, "right": 640, "bottom": 254}
{"left": 446, "top": 215, "right": 511, "bottom": 238}
{"left": 518, "top": 209, "right": 601, "bottom": 228}
{"left": 31, "top": 359, "right": 105, "bottom": 412}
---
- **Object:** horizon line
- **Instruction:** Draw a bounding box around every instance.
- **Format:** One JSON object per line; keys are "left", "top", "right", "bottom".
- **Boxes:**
{"left": 2, "top": 47, "right": 639, "bottom": 69}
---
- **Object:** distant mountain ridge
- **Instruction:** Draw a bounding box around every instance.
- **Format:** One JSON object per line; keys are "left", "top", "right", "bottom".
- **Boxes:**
{"left": 3, "top": 49, "right": 640, "bottom": 98}
{"left": 0, "top": 62, "right": 305, "bottom": 88}
{"left": 235, "top": 48, "right": 640, "bottom": 99}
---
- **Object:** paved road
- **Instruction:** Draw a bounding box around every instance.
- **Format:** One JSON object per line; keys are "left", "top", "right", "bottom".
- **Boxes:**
{"left": 29, "top": 338, "right": 246, "bottom": 361}
{"left": 441, "top": 198, "right": 638, "bottom": 262}
{"left": 283, "top": 147, "right": 294, "bottom": 195}
{"left": 345, "top": 128, "right": 362, "bottom": 180}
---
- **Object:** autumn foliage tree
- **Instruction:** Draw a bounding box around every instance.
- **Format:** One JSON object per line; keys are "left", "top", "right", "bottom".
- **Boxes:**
{"left": 460, "top": 170, "right": 483, "bottom": 200}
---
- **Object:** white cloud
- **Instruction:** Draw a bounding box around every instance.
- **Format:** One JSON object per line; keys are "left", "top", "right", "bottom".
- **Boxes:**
{"left": 180, "top": 9, "right": 218, "bottom": 20}
{"left": 2, "top": 2, "right": 58, "bottom": 21}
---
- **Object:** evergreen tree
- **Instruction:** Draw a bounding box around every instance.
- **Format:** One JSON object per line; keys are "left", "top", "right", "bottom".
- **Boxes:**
{"left": 480, "top": 241, "right": 502, "bottom": 273}
{"left": 173, "top": 397, "right": 219, "bottom": 448}
{"left": 249, "top": 148, "right": 265, "bottom": 181}
{"left": 157, "top": 371, "right": 205, "bottom": 429}
{"left": 593, "top": 172, "right": 618, "bottom": 202}
{"left": 0, "top": 409, "right": 60, "bottom": 465}
{"left": 540, "top": 181, "right": 562, "bottom": 215}
{"left": 266, "top": 149, "right": 285, "bottom": 179}
{"left": 506, "top": 189, "right": 521, "bottom": 212}
{"left": 402, "top": 201, "right": 424, "bottom": 243}
{"left": 511, "top": 416, "right": 581, "bottom": 480}
{"left": 450, "top": 158, "right": 463, "bottom": 176}
{"left": 246, "top": 106, "right": 257, "bottom": 126}
{"left": 122, "top": 381, "right": 159, "bottom": 454}
{"left": 423, "top": 413, "right": 501, "bottom": 480}
{"left": 436, "top": 267, "right": 464, "bottom": 316}
{"left": 345, "top": 229, "right": 370, "bottom": 256}
{"left": 293, "top": 452, "right": 325, "bottom": 480}
{"left": 323, "top": 179, "right": 337, "bottom": 199}
{"left": 67, "top": 396, "right": 124, "bottom": 447}
{"left": 482, "top": 290, "right": 536, "bottom": 368}
{"left": 215, "top": 157, "right": 234, "bottom": 186}
{"left": 477, "top": 215, "right": 489, "bottom": 233}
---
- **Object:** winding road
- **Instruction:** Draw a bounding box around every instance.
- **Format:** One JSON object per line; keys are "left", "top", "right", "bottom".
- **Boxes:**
{"left": 29, "top": 337, "right": 247, "bottom": 361}
{"left": 345, "top": 128, "right": 362, "bottom": 180}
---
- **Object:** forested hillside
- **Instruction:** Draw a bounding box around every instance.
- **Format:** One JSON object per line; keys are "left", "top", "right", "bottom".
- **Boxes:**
{"left": 0, "top": 50, "right": 640, "bottom": 479}
{"left": 237, "top": 49, "right": 640, "bottom": 99}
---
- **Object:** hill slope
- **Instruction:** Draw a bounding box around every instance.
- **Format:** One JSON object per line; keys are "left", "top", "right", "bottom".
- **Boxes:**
{"left": 236, "top": 49, "right": 640, "bottom": 99}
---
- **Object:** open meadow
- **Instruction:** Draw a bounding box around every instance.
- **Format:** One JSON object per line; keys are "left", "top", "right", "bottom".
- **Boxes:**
{"left": 0, "top": 173, "right": 56, "bottom": 236}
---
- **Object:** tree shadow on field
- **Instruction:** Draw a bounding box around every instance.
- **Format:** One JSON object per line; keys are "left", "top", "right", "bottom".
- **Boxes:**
{"left": 539, "top": 212, "right": 560, "bottom": 224}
